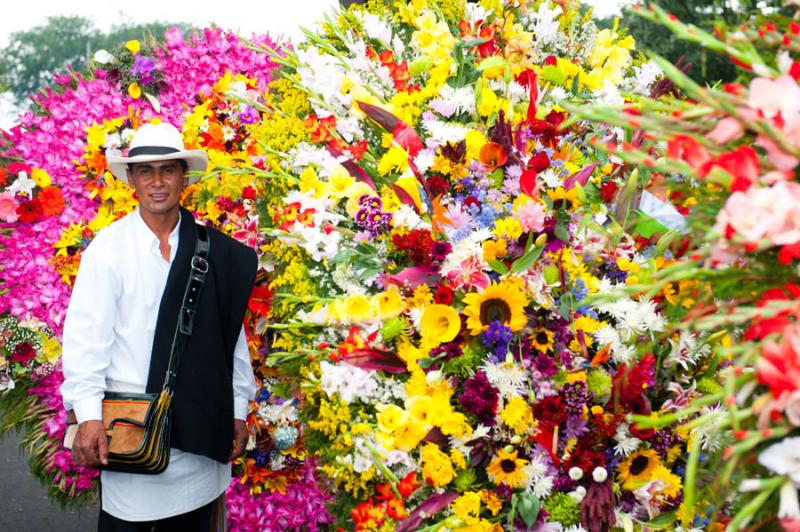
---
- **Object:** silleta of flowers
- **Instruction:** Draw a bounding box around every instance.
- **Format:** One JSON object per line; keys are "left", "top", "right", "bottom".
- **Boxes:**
{"left": 7, "top": 0, "right": 799, "bottom": 530}
{"left": 224, "top": 0, "right": 712, "bottom": 529}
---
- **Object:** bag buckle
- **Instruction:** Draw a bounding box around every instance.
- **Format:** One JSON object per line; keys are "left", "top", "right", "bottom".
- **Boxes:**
{"left": 191, "top": 256, "right": 209, "bottom": 274}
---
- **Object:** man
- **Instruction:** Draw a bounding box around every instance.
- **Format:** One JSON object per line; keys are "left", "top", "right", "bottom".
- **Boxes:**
{"left": 61, "top": 122, "right": 258, "bottom": 531}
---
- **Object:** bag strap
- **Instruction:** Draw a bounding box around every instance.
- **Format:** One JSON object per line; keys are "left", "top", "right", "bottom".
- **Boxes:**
{"left": 163, "top": 223, "right": 210, "bottom": 391}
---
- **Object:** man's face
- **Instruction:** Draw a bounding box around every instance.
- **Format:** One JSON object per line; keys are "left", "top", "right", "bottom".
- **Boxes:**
{"left": 127, "top": 160, "right": 187, "bottom": 217}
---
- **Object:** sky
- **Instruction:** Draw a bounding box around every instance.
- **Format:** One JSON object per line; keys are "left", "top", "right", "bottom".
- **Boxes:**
{"left": 0, "top": 0, "right": 626, "bottom": 127}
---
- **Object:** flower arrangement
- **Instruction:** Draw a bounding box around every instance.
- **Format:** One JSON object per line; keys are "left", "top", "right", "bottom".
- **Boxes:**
{"left": 213, "top": 0, "right": 717, "bottom": 529}
{"left": 0, "top": 26, "right": 294, "bottom": 515}
{"left": 572, "top": 3, "right": 800, "bottom": 529}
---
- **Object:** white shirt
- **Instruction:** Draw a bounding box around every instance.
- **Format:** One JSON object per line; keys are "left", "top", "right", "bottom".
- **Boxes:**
{"left": 60, "top": 209, "right": 256, "bottom": 521}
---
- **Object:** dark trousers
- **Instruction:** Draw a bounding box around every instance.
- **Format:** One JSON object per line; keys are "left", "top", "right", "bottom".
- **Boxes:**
{"left": 97, "top": 495, "right": 223, "bottom": 532}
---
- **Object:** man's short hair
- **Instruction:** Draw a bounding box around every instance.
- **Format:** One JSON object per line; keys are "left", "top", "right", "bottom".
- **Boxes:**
{"left": 128, "top": 159, "right": 189, "bottom": 173}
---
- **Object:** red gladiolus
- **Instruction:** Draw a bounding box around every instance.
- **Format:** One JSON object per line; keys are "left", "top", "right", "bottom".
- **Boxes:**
{"left": 700, "top": 146, "right": 761, "bottom": 191}
{"left": 758, "top": 316, "right": 800, "bottom": 398}
{"left": 666, "top": 135, "right": 712, "bottom": 170}
{"left": 247, "top": 285, "right": 273, "bottom": 316}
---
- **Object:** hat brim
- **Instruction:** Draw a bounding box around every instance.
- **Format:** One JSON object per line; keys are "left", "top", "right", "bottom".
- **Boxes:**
{"left": 106, "top": 150, "right": 209, "bottom": 184}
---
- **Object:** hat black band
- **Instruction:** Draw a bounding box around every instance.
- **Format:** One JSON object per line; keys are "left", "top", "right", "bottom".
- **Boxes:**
{"left": 128, "top": 146, "right": 181, "bottom": 157}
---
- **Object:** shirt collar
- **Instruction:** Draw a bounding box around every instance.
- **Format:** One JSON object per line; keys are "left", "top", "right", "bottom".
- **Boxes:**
{"left": 134, "top": 209, "right": 181, "bottom": 263}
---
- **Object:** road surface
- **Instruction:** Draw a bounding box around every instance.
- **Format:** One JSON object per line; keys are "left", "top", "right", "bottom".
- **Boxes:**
{"left": 0, "top": 433, "right": 98, "bottom": 531}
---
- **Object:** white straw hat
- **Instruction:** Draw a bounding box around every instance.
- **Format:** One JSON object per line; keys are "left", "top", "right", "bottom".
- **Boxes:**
{"left": 106, "top": 122, "right": 208, "bottom": 184}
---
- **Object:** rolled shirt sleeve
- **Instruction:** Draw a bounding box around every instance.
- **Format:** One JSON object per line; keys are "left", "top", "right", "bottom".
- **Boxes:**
{"left": 60, "top": 241, "right": 120, "bottom": 423}
{"left": 232, "top": 326, "right": 256, "bottom": 420}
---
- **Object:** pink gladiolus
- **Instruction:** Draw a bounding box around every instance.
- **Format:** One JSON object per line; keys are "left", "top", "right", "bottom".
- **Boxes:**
{"left": 714, "top": 181, "right": 800, "bottom": 247}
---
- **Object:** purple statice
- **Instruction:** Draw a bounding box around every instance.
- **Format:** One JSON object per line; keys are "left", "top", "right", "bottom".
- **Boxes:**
{"left": 458, "top": 370, "right": 499, "bottom": 425}
{"left": 562, "top": 381, "right": 593, "bottom": 415}
{"left": 482, "top": 320, "right": 514, "bottom": 361}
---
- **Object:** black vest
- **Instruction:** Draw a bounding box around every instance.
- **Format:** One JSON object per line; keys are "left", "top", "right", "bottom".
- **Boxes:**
{"left": 145, "top": 208, "right": 257, "bottom": 463}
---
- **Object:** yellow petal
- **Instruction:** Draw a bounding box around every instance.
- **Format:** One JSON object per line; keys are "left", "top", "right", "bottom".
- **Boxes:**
{"left": 128, "top": 82, "right": 141, "bottom": 99}
{"left": 125, "top": 40, "right": 141, "bottom": 55}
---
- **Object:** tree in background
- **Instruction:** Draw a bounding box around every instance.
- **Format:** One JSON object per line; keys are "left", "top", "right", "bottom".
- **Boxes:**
{"left": 596, "top": 0, "right": 793, "bottom": 84}
{"left": 0, "top": 16, "right": 190, "bottom": 102}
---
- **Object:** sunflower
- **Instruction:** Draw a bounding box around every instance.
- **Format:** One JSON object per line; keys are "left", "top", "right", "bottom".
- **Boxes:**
{"left": 487, "top": 448, "right": 529, "bottom": 489}
{"left": 463, "top": 281, "right": 529, "bottom": 336}
{"left": 547, "top": 186, "right": 582, "bottom": 211}
{"left": 530, "top": 327, "right": 555, "bottom": 353}
{"left": 617, "top": 449, "right": 663, "bottom": 490}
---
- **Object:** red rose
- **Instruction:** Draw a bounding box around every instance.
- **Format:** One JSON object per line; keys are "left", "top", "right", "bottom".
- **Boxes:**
{"left": 434, "top": 284, "right": 454, "bottom": 305}
{"left": 543, "top": 55, "right": 557, "bottom": 66}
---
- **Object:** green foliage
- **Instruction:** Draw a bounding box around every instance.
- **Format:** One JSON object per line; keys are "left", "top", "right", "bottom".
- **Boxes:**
{"left": 0, "top": 16, "right": 190, "bottom": 101}
{"left": 594, "top": 0, "right": 793, "bottom": 84}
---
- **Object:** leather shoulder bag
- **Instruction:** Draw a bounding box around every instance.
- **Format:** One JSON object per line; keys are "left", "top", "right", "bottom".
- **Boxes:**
{"left": 62, "top": 223, "right": 210, "bottom": 474}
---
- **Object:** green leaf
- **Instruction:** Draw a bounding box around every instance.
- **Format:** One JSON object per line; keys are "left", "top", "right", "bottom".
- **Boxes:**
{"left": 488, "top": 259, "right": 508, "bottom": 275}
{"left": 516, "top": 493, "right": 541, "bottom": 527}
{"left": 477, "top": 56, "right": 507, "bottom": 71}
{"left": 641, "top": 511, "right": 677, "bottom": 530}
{"left": 510, "top": 245, "right": 545, "bottom": 274}
{"left": 554, "top": 221, "right": 570, "bottom": 243}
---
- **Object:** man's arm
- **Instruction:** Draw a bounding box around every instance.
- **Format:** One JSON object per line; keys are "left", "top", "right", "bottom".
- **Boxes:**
{"left": 60, "top": 242, "right": 119, "bottom": 466}
{"left": 229, "top": 326, "right": 256, "bottom": 461}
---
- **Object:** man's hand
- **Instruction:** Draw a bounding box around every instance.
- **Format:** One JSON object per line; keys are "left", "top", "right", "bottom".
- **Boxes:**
{"left": 72, "top": 420, "right": 108, "bottom": 467}
{"left": 229, "top": 419, "right": 248, "bottom": 462}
